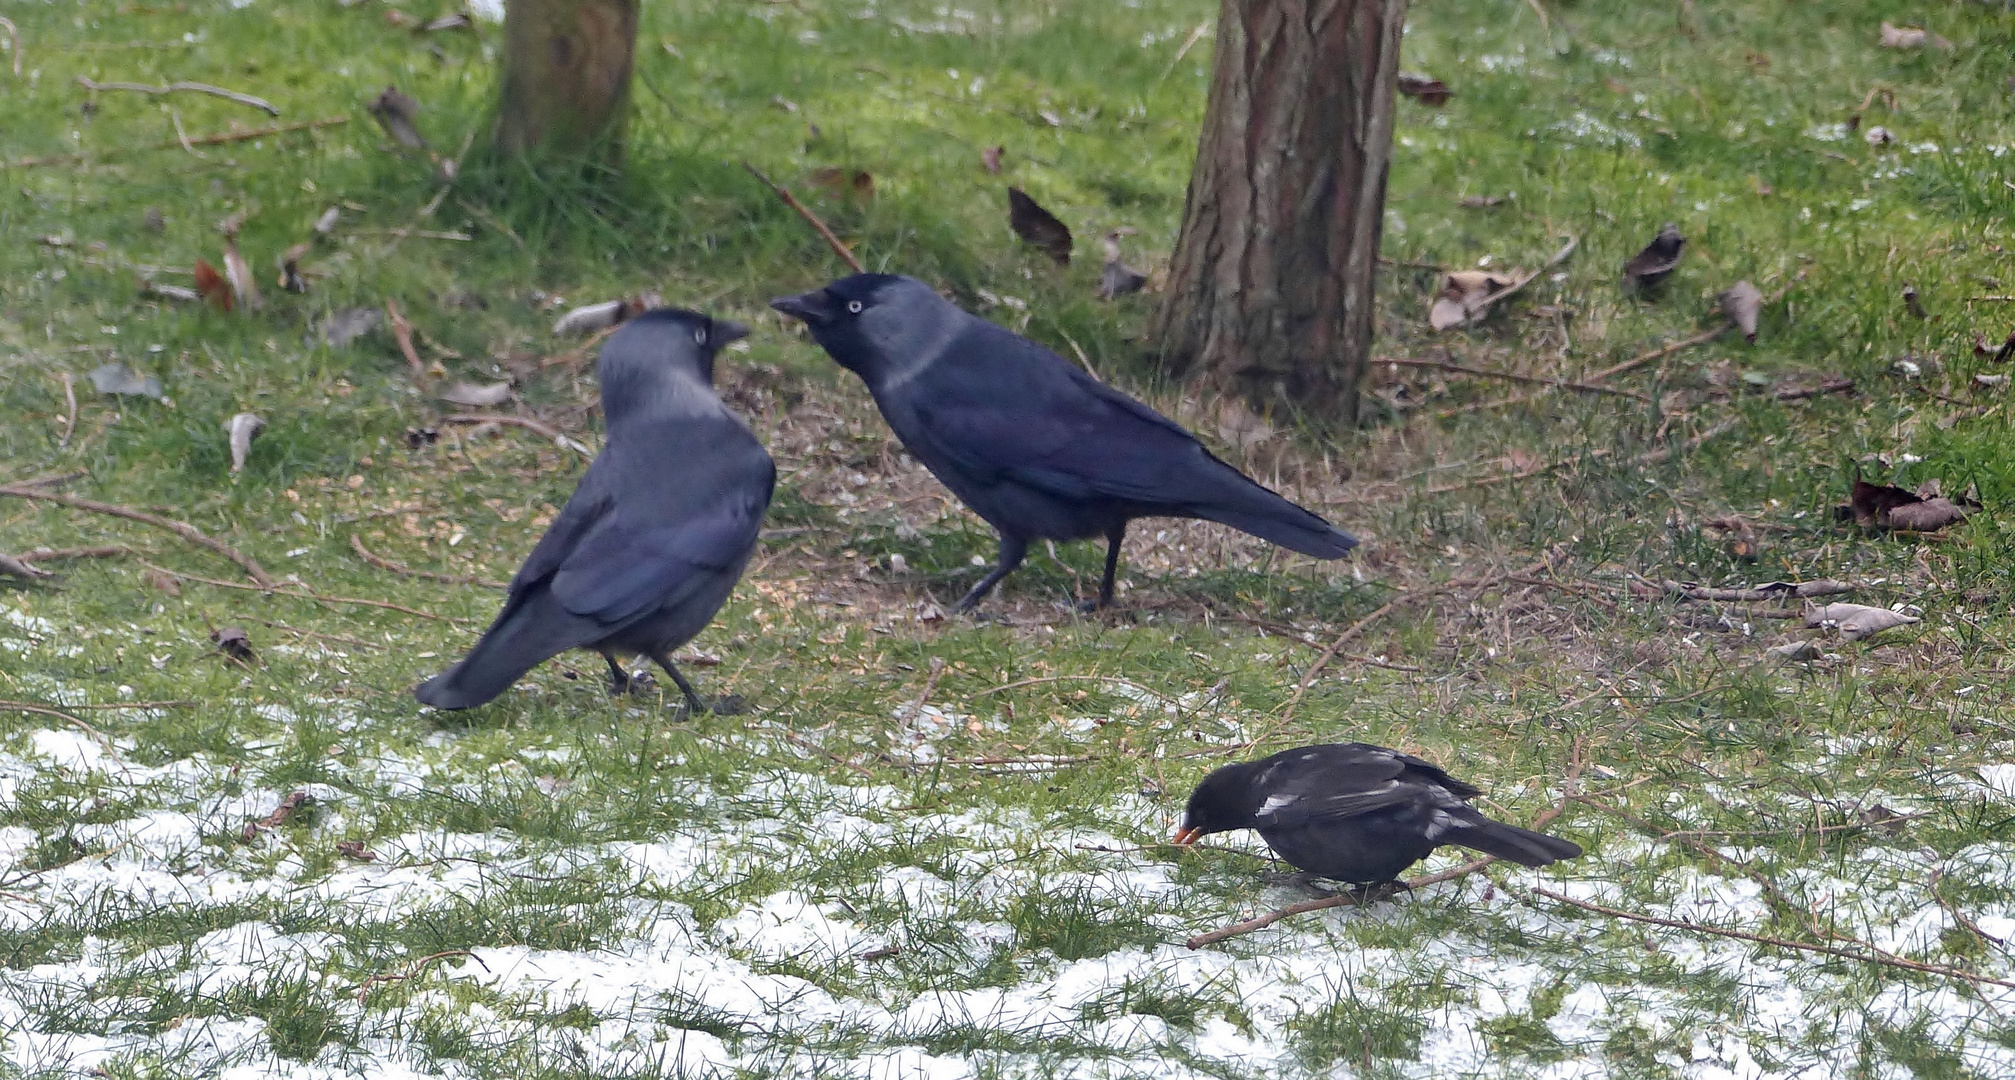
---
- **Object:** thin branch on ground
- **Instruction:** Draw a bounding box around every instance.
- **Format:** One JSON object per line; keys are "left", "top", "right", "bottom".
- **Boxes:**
{"left": 385, "top": 299, "right": 425, "bottom": 380}
{"left": 356, "top": 950, "right": 484, "bottom": 1003}
{"left": 139, "top": 561, "right": 455, "bottom": 622}
{"left": 0, "top": 700, "right": 121, "bottom": 760}
{"left": 1589, "top": 325, "right": 1732, "bottom": 383}
{"left": 743, "top": 161, "right": 867, "bottom": 272}
{"left": 350, "top": 534, "right": 506, "bottom": 589}
{"left": 0, "top": 484, "right": 272, "bottom": 586}
{"left": 12, "top": 115, "right": 347, "bottom": 168}
{"left": 1188, "top": 739, "right": 1588, "bottom": 949}
{"left": 14, "top": 545, "right": 136, "bottom": 563}
{"left": 0, "top": 553, "right": 52, "bottom": 579}
{"left": 56, "top": 372, "right": 76, "bottom": 450}
{"left": 1652, "top": 577, "right": 1854, "bottom": 602}
{"left": 1382, "top": 353, "right": 1643, "bottom": 402}
{"left": 1423, "top": 418, "right": 1740, "bottom": 496}
{"left": 74, "top": 75, "right": 279, "bottom": 115}
{"left": 262, "top": 621, "right": 383, "bottom": 650}
{"left": 1527, "top": 886, "right": 2015, "bottom": 991}
{"left": 438, "top": 413, "right": 593, "bottom": 456}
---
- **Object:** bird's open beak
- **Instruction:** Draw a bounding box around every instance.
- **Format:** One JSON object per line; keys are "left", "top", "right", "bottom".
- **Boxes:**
{"left": 769, "top": 289, "right": 834, "bottom": 327}
{"left": 711, "top": 318, "right": 751, "bottom": 346}
{"left": 1171, "top": 826, "right": 1202, "bottom": 846}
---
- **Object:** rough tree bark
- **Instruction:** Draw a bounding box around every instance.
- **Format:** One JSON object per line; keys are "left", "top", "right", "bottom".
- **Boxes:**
{"left": 495, "top": 0, "right": 640, "bottom": 157}
{"left": 1148, "top": 0, "right": 1408, "bottom": 423}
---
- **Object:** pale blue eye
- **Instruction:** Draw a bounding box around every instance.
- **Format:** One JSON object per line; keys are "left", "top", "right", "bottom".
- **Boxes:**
{"left": 847, "top": 300, "right": 863, "bottom": 314}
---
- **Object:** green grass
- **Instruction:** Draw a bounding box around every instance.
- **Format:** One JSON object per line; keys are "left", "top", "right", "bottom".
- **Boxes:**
{"left": 5, "top": 0, "right": 2015, "bottom": 1076}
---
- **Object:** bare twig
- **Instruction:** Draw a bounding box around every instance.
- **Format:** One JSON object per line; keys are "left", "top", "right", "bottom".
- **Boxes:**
{"left": 743, "top": 161, "right": 866, "bottom": 272}
{"left": 906, "top": 657, "right": 948, "bottom": 716}
{"left": 56, "top": 372, "right": 76, "bottom": 450}
{"left": 0, "top": 484, "right": 272, "bottom": 586}
{"left": 1188, "top": 741, "right": 1587, "bottom": 949}
{"left": 1528, "top": 887, "right": 2015, "bottom": 991}
{"left": 0, "top": 553, "right": 52, "bottom": 579}
{"left": 1657, "top": 578, "right": 1853, "bottom": 602}
{"left": 356, "top": 950, "right": 482, "bottom": 1002}
{"left": 11, "top": 115, "right": 348, "bottom": 168}
{"left": 0, "top": 701, "right": 120, "bottom": 759}
{"left": 139, "top": 561, "right": 453, "bottom": 621}
{"left": 75, "top": 75, "right": 279, "bottom": 116}
{"left": 1773, "top": 377, "right": 1856, "bottom": 402}
{"left": 15, "top": 545, "right": 135, "bottom": 563}
{"left": 349, "top": 534, "right": 506, "bottom": 589}
{"left": 1381, "top": 355, "right": 1647, "bottom": 402}
{"left": 438, "top": 413, "right": 593, "bottom": 456}
{"left": 385, "top": 299, "right": 425, "bottom": 380}
{"left": 1589, "top": 325, "right": 1732, "bottom": 383}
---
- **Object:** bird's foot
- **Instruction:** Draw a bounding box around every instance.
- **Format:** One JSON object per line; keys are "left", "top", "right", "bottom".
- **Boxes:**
{"left": 1352, "top": 880, "right": 1411, "bottom": 905}
{"left": 1262, "top": 871, "right": 1339, "bottom": 898}
{"left": 608, "top": 668, "right": 657, "bottom": 697}
{"left": 1075, "top": 597, "right": 1107, "bottom": 614}
{"left": 706, "top": 693, "right": 748, "bottom": 716}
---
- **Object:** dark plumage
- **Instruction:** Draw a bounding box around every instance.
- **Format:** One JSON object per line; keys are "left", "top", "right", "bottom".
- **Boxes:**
{"left": 413, "top": 309, "right": 773, "bottom": 713}
{"left": 1176, "top": 743, "right": 1582, "bottom": 886}
{"left": 770, "top": 274, "right": 1357, "bottom": 611}
{"left": 1622, "top": 223, "right": 1684, "bottom": 290}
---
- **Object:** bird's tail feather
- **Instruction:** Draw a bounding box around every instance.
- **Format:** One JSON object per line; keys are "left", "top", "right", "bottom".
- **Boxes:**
{"left": 1449, "top": 819, "right": 1583, "bottom": 868}
{"left": 1187, "top": 472, "right": 1357, "bottom": 557}
{"left": 414, "top": 593, "right": 590, "bottom": 710}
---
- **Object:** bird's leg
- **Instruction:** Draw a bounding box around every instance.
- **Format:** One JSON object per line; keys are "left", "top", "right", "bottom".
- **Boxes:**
{"left": 1354, "top": 880, "right": 1411, "bottom": 905}
{"left": 647, "top": 652, "right": 712, "bottom": 717}
{"left": 954, "top": 535, "right": 1027, "bottom": 613}
{"left": 1085, "top": 521, "right": 1126, "bottom": 611}
{"left": 601, "top": 651, "right": 649, "bottom": 697}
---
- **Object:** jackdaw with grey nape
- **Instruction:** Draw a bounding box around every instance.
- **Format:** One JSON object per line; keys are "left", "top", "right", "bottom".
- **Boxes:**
{"left": 414, "top": 309, "right": 772, "bottom": 714}
{"left": 771, "top": 274, "right": 1356, "bottom": 612}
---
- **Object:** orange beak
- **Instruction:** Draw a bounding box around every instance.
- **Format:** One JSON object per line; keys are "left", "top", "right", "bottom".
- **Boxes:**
{"left": 1172, "top": 826, "right": 1202, "bottom": 846}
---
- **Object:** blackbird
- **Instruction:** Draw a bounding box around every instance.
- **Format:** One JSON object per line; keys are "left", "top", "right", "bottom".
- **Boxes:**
{"left": 1175, "top": 743, "right": 1582, "bottom": 886}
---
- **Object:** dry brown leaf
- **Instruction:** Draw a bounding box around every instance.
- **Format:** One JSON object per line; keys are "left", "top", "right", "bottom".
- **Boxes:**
{"left": 1007, "top": 187, "right": 1072, "bottom": 265}
{"left": 142, "top": 567, "right": 181, "bottom": 596}
{"left": 1397, "top": 72, "right": 1451, "bottom": 106}
{"left": 1837, "top": 477, "right": 1976, "bottom": 531}
{"left": 334, "top": 840, "right": 378, "bottom": 862}
{"left": 1719, "top": 280, "right": 1762, "bottom": 341}
{"left": 194, "top": 258, "right": 232, "bottom": 311}
{"left": 1428, "top": 269, "right": 1515, "bottom": 331}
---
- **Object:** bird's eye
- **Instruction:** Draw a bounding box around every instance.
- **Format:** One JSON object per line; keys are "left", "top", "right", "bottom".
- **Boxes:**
{"left": 693, "top": 328, "right": 706, "bottom": 345}
{"left": 847, "top": 300, "right": 864, "bottom": 314}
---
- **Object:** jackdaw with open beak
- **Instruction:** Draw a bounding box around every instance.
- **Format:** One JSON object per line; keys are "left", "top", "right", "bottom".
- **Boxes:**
{"left": 414, "top": 309, "right": 772, "bottom": 714}
{"left": 771, "top": 274, "right": 1356, "bottom": 611}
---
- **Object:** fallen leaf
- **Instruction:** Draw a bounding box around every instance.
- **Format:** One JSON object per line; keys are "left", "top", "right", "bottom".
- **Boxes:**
{"left": 194, "top": 258, "right": 232, "bottom": 311}
{"left": 1879, "top": 21, "right": 1952, "bottom": 50}
{"left": 241, "top": 789, "right": 308, "bottom": 840}
{"left": 1719, "top": 280, "right": 1762, "bottom": 341}
{"left": 322, "top": 307, "right": 383, "bottom": 347}
{"left": 225, "top": 412, "right": 265, "bottom": 473}
{"left": 418, "top": 12, "right": 471, "bottom": 31}
{"left": 1397, "top": 72, "right": 1451, "bottom": 106}
{"left": 142, "top": 281, "right": 201, "bottom": 303}
{"left": 1838, "top": 478, "right": 1974, "bottom": 531}
{"left": 87, "top": 362, "right": 163, "bottom": 399}
{"left": 212, "top": 625, "right": 256, "bottom": 663}
{"left": 367, "top": 86, "right": 429, "bottom": 151}
{"left": 142, "top": 567, "right": 181, "bottom": 596}
{"left": 1804, "top": 601, "right": 1919, "bottom": 641}
{"left": 277, "top": 243, "right": 310, "bottom": 293}
{"left": 1766, "top": 638, "right": 1822, "bottom": 663}
{"left": 438, "top": 381, "right": 514, "bottom": 408}
{"left": 313, "top": 206, "right": 341, "bottom": 234}
{"left": 1428, "top": 269, "right": 1516, "bottom": 331}
{"left": 334, "top": 840, "right": 378, "bottom": 862}
{"left": 981, "top": 145, "right": 1003, "bottom": 174}
{"left": 1007, "top": 187, "right": 1072, "bottom": 264}
{"left": 1974, "top": 373, "right": 2008, "bottom": 390}
{"left": 1622, "top": 223, "right": 1684, "bottom": 291}
{"left": 1902, "top": 283, "right": 1926, "bottom": 319}
{"left": 553, "top": 299, "right": 626, "bottom": 336}
{"left": 222, "top": 238, "right": 263, "bottom": 313}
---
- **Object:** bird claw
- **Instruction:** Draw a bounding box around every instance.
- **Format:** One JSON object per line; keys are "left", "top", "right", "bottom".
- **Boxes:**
{"left": 608, "top": 669, "right": 657, "bottom": 697}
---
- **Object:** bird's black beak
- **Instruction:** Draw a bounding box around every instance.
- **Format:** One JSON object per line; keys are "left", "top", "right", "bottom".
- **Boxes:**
{"left": 769, "top": 289, "right": 834, "bottom": 327}
{"left": 711, "top": 318, "right": 751, "bottom": 347}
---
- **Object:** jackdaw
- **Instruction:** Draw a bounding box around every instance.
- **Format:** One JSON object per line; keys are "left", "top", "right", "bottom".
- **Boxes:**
{"left": 1175, "top": 742, "right": 1582, "bottom": 888}
{"left": 771, "top": 274, "right": 1356, "bottom": 611}
{"left": 413, "top": 309, "right": 773, "bottom": 714}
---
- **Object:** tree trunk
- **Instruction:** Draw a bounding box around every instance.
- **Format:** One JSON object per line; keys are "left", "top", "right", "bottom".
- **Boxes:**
{"left": 1148, "top": 0, "right": 1408, "bottom": 423}
{"left": 495, "top": 0, "right": 639, "bottom": 158}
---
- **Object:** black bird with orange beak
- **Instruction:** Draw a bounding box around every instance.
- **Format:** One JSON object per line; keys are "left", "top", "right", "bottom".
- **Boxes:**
{"left": 1176, "top": 743, "right": 1582, "bottom": 887}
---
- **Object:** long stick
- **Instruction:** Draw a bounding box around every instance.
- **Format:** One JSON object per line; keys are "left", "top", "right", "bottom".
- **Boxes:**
{"left": 350, "top": 534, "right": 506, "bottom": 589}
{"left": 1382, "top": 355, "right": 1646, "bottom": 402}
{"left": 75, "top": 76, "right": 278, "bottom": 116}
{"left": 1528, "top": 887, "right": 2015, "bottom": 991}
{"left": 11, "top": 116, "right": 347, "bottom": 169}
{"left": 743, "top": 162, "right": 866, "bottom": 272}
{"left": 1589, "top": 325, "right": 1730, "bottom": 383}
{"left": 140, "top": 562, "right": 451, "bottom": 621}
{"left": 0, "top": 484, "right": 271, "bottom": 586}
